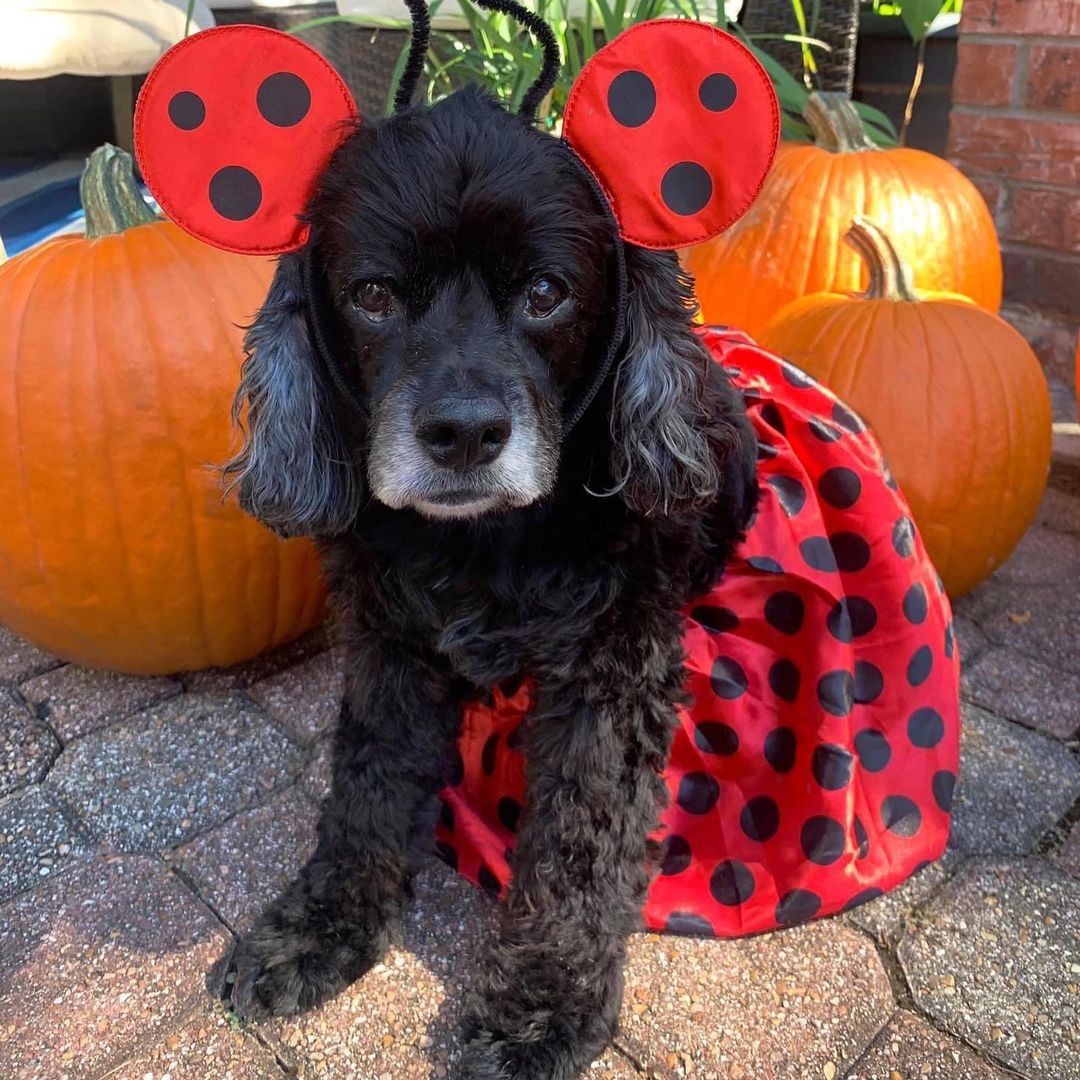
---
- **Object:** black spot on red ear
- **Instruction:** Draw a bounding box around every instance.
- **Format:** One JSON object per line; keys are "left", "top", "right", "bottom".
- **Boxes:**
{"left": 781, "top": 361, "right": 815, "bottom": 388}
{"left": 748, "top": 555, "right": 784, "bottom": 573}
{"left": 854, "top": 816, "right": 870, "bottom": 859}
{"left": 710, "top": 859, "right": 755, "bottom": 905}
{"left": 801, "top": 815, "right": 845, "bottom": 865}
{"left": 168, "top": 90, "right": 205, "bottom": 130}
{"left": 677, "top": 772, "right": 720, "bottom": 814}
{"left": 607, "top": 70, "right": 656, "bottom": 127}
{"left": 208, "top": 165, "right": 262, "bottom": 221}
{"left": 907, "top": 644, "right": 934, "bottom": 686}
{"left": 699, "top": 72, "right": 738, "bottom": 111}
{"left": 740, "top": 795, "right": 780, "bottom": 841}
{"left": 661, "top": 161, "right": 713, "bottom": 216}
{"left": 497, "top": 796, "right": 522, "bottom": 833}
{"left": 908, "top": 707, "right": 945, "bottom": 748}
{"left": 831, "top": 533, "right": 872, "bottom": 572}
{"left": 818, "top": 467, "right": 862, "bottom": 509}
{"left": 661, "top": 834, "right": 692, "bottom": 875}
{"left": 665, "top": 911, "right": 715, "bottom": 936}
{"left": 768, "top": 658, "right": 801, "bottom": 703}
{"left": 903, "top": 582, "right": 929, "bottom": 624}
{"left": 767, "top": 476, "right": 807, "bottom": 518}
{"left": 776, "top": 888, "right": 821, "bottom": 926}
{"left": 882, "top": 795, "right": 922, "bottom": 837}
{"left": 893, "top": 516, "right": 916, "bottom": 557}
{"left": 843, "top": 887, "right": 884, "bottom": 911}
{"left": 832, "top": 401, "right": 865, "bottom": 434}
{"left": 695, "top": 721, "right": 739, "bottom": 755}
{"left": 763, "top": 727, "right": 797, "bottom": 773}
{"left": 257, "top": 71, "right": 312, "bottom": 127}
{"left": 854, "top": 660, "right": 884, "bottom": 704}
{"left": 817, "top": 670, "right": 854, "bottom": 717}
{"left": 811, "top": 742, "right": 854, "bottom": 789}
{"left": 933, "top": 770, "right": 956, "bottom": 812}
{"left": 854, "top": 729, "right": 891, "bottom": 772}
{"left": 711, "top": 657, "right": 748, "bottom": 700}
{"left": 765, "top": 590, "right": 805, "bottom": 634}
{"left": 692, "top": 605, "right": 740, "bottom": 633}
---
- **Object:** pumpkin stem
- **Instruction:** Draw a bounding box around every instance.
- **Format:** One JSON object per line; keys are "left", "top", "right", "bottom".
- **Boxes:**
{"left": 846, "top": 217, "right": 919, "bottom": 302}
{"left": 81, "top": 144, "right": 157, "bottom": 239}
{"left": 805, "top": 92, "right": 877, "bottom": 154}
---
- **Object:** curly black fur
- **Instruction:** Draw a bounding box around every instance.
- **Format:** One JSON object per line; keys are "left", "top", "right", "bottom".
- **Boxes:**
{"left": 222, "top": 88, "right": 758, "bottom": 1079}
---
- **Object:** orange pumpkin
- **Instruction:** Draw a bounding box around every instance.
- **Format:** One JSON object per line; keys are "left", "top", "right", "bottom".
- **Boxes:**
{"left": 0, "top": 146, "right": 326, "bottom": 674}
{"left": 685, "top": 93, "right": 1003, "bottom": 339}
{"left": 760, "top": 218, "right": 1050, "bottom": 597}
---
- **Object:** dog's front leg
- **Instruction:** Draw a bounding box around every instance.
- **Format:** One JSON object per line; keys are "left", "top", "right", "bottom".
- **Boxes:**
{"left": 460, "top": 609, "right": 684, "bottom": 1080}
{"left": 225, "top": 636, "right": 462, "bottom": 1020}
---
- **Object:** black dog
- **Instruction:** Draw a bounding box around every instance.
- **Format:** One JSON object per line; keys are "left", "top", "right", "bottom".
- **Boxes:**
{"left": 222, "top": 85, "right": 757, "bottom": 1079}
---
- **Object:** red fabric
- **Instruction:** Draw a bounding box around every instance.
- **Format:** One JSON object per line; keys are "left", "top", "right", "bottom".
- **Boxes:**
{"left": 134, "top": 26, "right": 357, "bottom": 255}
{"left": 437, "top": 329, "right": 960, "bottom": 936}
{"left": 564, "top": 21, "right": 779, "bottom": 251}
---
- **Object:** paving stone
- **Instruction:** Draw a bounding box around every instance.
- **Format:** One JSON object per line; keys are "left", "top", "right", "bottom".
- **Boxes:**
{"left": 615, "top": 919, "right": 894, "bottom": 1080}
{"left": 961, "top": 647, "right": 1080, "bottom": 739}
{"left": 991, "top": 526, "right": 1080, "bottom": 588}
{"left": 898, "top": 858, "right": 1080, "bottom": 1080}
{"left": 0, "top": 854, "right": 229, "bottom": 1080}
{"left": 954, "top": 615, "right": 990, "bottom": 666}
{"left": 950, "top": 704, "right": 1080, "bottom": 857}
{"left": 1053, "top": 819, "right": 1080, "bottom": 879}
{"left": 45, "top": 693, "right": 300, "bottom": 852}
{"left": 0, "top": 625, "right": 60, "bottom": 684}
{"left": 979, "top": 583, "right": 1080, "bottom": 677}
{"left": 0, "top": 686, "right": 59, "bottom": 798}
{"left": 950, "top": 580, "right": 1011, "bottom": 628}
{"left": 301, "top": 735, "right": 334, "bottom": 805}
{"left": 175, "top": 785, "right": 319, "bottom": 933}
{"left": 248, "top": 648, "right": 343, "bottom": 744}
{"left": 847, "top": 1009, "right": 1013, "bottom": 1079}
{"left": 842, "top": 854, "right": 959, "bottom": 943}
{"left": 184, "top": 626, "right": 330, "bottom": 692}
{"left": 106, "top": 1004, "right": 285, "bottom": 1080}
{"left": 261, "top": 858, "right": 497, "bottom": 1080}
{"left": 0, "top": 786, "right": 89, "bottom": 903}
{"left": 20, "top": 664, "right": 181, "bottom": 742}
{"left": 1035, "top": 486, "right": 1080, "bottom": 537}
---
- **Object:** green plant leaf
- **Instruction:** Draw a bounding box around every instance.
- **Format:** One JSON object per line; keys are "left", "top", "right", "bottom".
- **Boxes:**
{"left": 899, "top": 0, "right": 949, "bottom": 42}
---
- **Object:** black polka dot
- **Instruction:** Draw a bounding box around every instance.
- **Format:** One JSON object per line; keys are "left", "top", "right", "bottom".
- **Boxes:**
{"left": 692, "top": 605, "right": 740, "bottom": 633}
{"left": 208, "top": 165, "right": 262, "bottom": 221}
{"left": 766, "top": 476, "right": 806, "bottom": 518}
{"left": 481, "top": 733, "right": 499, "bottom": 775}
{"left": 801, "top": 815, "right": 846, "bottom": 865}
{"left": 760, "top": 402, "right": 786, "bottom": 435}
{"left": 893, "top": 516, "right": 916, "bottom": 557}
{"left": 677, "top": 772, "right": 720, "bottom": 814}
{"left": 933, "top": 770, "right": 956, "bottom": 812}
{"left": 607, "top": 69, "right": 656, "bottom": 127}
{"left": 748, "top": 555, "right": 784, "bottom": 573}
{"left": 801, "top": 536, "right": 837, "bottom": 572}
{"left": 439, "top": 799, "right": 454, "bottom": 831}
{"left": 811, "top": 742, "right": 854, "bottom": 789}
{"left": 695, "top": 721, "right": 739, "bottom": 755}
{"left": 740, "top": 795, "right": 780, "bottom": 841}
{"left": 763, "top": 727, "right": 797, "bottom": 773}
{"left": 756, "top": 440, "right": 779, "bottom": 461}
{"left": 843, "top": 887, "right": 884, "bottom": 912}
{"left": 435, "top": 839, "right": 457, "bottom": 870}
{"left": 711, "top": 657, "right": 748, "bottom": 700}
{"left": 826, "top": 597, "right": 878, "bottom": 643}
{"left": 944, "top": 621, "right": 955, "bottom": 659}
{"left": 883, "top": 462, "right": 899, "bottom": 490}
{"left": 781, "top": 361, "right": 815, "bottom": 388}
{"left": 903, "top": 582, "right": 929, "bottom": 624}
{"left": 661, "top": 161, "right": 713, "bottom": 216}
{"left": 710, "top": 859, "right": 755, "bottom": 906}
{"left": 907, "top": 645, "right": 933, "bottom": 687}
{"left": 881, "top": 795, "right": 922, "bottom": 837}
{"left": 832, "top": 401, "right": 865, "bottom": 434}
{"left": 478, "top": 864, "right": 501, "bottom": 895}
{"left": 854, "top": 816, "right": 870, "bottom": 859}
{"left": 168, "top": 90, "right": 205, "bottom": 130}
{"left": 854, "top": 660, "right": 885, "bottom": 704}
{"left": 809, "top": 417, "right": 843, "bottom": 442}
{"left": 819, "top": 467, "right": 862, "bottom": 509}
{"left": 854, "top": 729, "right": 891, "bottom": 772}
{"left": 817, "top": 671, "right": 854, "bottom": 717}
{"left": 447, "top": 746, "right": 464, "bottom": 786}
{"left": 661, "top": 834, "right": 692, "bottom": 875}
{"left": 908, "top": 707, "right": 945, "bottom": 748}
{"left": 699, "top": 72, "right": 738, "bottom": 111}
{"left": 768, "top": 659, "right": 801, "bottom": 703}
{"left": 831, "top": 533, "right": 872, "bottom": 572}
{"left": 257, "top": 71, "right": 311, "bottom": 127}
{"left": 776, "top": 889, "right": 821, "bottom": 926}
{"left": 497, "top": 796, "right": 522, "bottom": 832}
{"left": 765, "top": 590, "right": 804, "bottom": 634}
{"left": 665, "top": 911, "right": 715, "bottom": 936}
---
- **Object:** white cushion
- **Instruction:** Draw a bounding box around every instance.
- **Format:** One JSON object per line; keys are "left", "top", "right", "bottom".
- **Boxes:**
{"left": 0, "top": 1, "right": 216, "bottom": 80}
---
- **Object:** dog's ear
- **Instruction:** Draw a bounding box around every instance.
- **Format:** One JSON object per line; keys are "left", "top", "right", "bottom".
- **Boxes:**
{"left": 608, "top": 246, "right": 739, "bottom": 517}
{"left": 223, "top": 253, "right": 363, "bottom": 537}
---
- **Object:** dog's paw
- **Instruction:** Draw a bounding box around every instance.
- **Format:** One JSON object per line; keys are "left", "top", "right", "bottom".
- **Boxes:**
{"left": 458, "top": 1023, "right": 595, "bottom": 1080}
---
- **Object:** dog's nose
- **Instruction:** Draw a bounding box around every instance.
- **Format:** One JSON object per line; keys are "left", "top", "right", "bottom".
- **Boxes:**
{"left": 414, "top": 397, "right": 512, "bottom": 469}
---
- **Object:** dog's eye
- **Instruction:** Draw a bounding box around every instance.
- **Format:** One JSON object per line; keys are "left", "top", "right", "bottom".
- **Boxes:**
{"left": 524, "top": 277, "right": 567, "bottom": 319}
{"left": 349, "top": 281, "right": 394, "bottom": 321}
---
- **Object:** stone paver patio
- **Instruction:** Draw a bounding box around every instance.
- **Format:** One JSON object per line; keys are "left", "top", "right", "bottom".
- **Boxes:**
{"left": 2, "top": 476, "right": 1078, "bottom": 1080}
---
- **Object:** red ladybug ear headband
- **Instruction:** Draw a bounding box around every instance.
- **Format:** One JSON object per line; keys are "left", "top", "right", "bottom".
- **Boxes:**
{"left": 134, "top": 7, "right": 778, "bottom": 256}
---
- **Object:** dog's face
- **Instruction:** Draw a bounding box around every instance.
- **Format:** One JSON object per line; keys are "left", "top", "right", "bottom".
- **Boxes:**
{"left": 311, "top": 89, "right": 614, "bottom": 520}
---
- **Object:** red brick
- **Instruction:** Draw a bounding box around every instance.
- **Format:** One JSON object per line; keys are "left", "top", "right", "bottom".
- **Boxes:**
{"left": 949, "top": 111, "right": 1080, "bottom": 186}
{"left": 967, "top": 173, "right": 1007, "bottom": 222}
{"left": 1027, "top": 45, "right": 1080, "bottom": 113}
{"left": 963, "top": 0, "right": 1080, "bottom": 36}
{"left": 1007, "top": 186, "right": 1080, "bottom": 253}
{"left": 952, "top": 41, "right": 1018, "bottom": 107}
{"left": 1002, "top": 246, "right": 1080, "bottom": 317}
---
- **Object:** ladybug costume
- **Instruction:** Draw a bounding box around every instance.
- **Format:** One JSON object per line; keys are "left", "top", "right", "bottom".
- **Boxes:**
{"left": 134, "top": 6, "right": 959, "bottom": 938}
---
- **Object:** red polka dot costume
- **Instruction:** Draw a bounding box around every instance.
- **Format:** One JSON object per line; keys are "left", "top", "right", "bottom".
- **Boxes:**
{"left": 440, "top": 330, "right": 959, "bottom": 936}
{"left": 135, "top": 18, "right": 959, "bottom": 938}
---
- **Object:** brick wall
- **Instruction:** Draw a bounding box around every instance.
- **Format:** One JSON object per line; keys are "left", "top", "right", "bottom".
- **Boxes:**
{"left": 948, "top": 0, "right": 1080, "bottom": 412}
